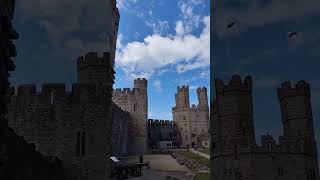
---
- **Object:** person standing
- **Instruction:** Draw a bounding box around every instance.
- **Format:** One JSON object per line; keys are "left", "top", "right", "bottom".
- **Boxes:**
{"left": 139, "top": 152, "right": 143, "bottom": 163}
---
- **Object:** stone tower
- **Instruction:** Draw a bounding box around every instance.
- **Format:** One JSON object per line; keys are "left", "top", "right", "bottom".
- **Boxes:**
{"left": 197, "top": 87, "right": 208, "bottom": 110}
{"left": 277, "top": 80, "right": 320, "bottom": 179}
{"left": 277, "top": 80, "right": 315, "bottom": 140}
{"left": 173, "top": 85, "right": 209, "bottom": 147}
{"left": 213, "top": 75, "right": 256, "bottom": 149}
{"left": 112, "top": 78, "right": 148, "bottom": 155}
{"left": 175, "top": 85, "right": 190, "bottom": 109}
{"left": 212, "top": 75, "right": 256, "bottom": 180}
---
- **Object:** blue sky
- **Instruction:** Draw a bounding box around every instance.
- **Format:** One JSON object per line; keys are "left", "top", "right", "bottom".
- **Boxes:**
{"left": 114, "top": 0, "right": 210, "bottom": 120}
{"left": 212, "top": 0, "right": 320, "bottom": 147}
{"left": 11, "top": 0, "right": 210, "bottom": 120}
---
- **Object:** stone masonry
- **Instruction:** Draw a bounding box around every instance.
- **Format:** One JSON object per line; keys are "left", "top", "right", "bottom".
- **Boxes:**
{"left": 172, "top": 86, "right": 210, "bottom": 147}
{"left": 8, "top": 52, "right": 115, "bottom": 180}
{"left": 211, "top": 75, "right": 320, "bottom": 180}
{"left": 112, "top": 78, "right": 148, "bottom": 155}
{"left": 147, "top": 119, "right": 179, "bottom": 149}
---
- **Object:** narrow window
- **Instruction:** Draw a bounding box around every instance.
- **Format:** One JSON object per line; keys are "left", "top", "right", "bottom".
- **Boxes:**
{"left": 186, "top": 135, "right": 188, "bottom": 141}
{"left": 278, "top": 167, "right": 284, "bottom": 177}
{"left": 50, "top": 90, "right": 55, "bottom": 105}
{"left": 81, "top": 132, "right": 87, "bottom": 156}
{"left": 134, "top": 103, "right": 137, "bottom": 111}
{"left": 76, "top": 132, "right": 81, "bottom": 157}
{"left": 235, "top": 171, "right": 242, "bottom": 180}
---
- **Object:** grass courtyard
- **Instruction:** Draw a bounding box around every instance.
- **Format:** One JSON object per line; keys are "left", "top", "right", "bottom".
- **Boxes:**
{"left": 199, "top": 148, "right": 210, "bottom": 155}
{"left": 196, "top": 173, "right": 210, "bottom": 180}
{"left": 176, "top": 150, "right": 210, "bottom": 167}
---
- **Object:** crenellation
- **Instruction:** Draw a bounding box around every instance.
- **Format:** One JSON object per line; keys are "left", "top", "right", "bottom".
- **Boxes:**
{"left": 215, "top": 75, "right": 252, "bottom": 94}
{"left": 17, "top": 84, "right": 37, "bottom": 95}
{"left": 41, "top": 83, "right": 66, "bottom": 95}
{"left": 278, "top": 80, "right": 311, "bottom": 100}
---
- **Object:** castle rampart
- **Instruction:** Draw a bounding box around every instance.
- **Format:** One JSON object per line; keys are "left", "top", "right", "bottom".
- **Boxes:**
{"left": 112, "top": 78, "right": 148, "bottom": 155}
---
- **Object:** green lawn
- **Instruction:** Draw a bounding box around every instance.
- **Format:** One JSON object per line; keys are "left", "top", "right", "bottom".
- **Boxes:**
{"left": 177, "top": 150, "right": 210, "bottom": 167}
{"left": 199, "top": 149, "right": 210, "bottom": 155}
{"left": 196, "top": 173, "right": 210, "bottom": 180}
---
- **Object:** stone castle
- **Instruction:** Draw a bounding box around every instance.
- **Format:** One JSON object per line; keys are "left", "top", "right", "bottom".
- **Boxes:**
{"left": 211, "top": 75, "right": 320, "bottom": 180}
{"left": 172, "top": 86, "right": 210, "bottom": 147}
{"left": 6, "top": 50, "right": 210, "bottom": 179}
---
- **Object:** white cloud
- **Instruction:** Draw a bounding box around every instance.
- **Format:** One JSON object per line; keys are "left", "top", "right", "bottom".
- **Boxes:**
{"left": 117, "top": 0, "right": 139, "bottom": 10}
{"left": 116, "top": 15, "right": 210, "bottom": 78}
{"left": 145, "top": 20, "right": 170, "bottom": 35}
{"left": 153, "top": 80, "right": 163, "bottom": 92}
{"left": 177, "top": 0, "right": 205, "bottom": 33}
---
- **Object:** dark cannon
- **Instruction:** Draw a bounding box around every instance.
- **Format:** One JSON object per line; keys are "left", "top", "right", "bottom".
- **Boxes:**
{"left": 109, "top": 156, "right": 150, "bottom": 179}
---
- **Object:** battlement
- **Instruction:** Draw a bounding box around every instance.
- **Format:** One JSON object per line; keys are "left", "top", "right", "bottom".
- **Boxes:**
{"left": 277, "top": 80, "right": 310, "bottom": 100}
{"left": 42, "top": 83, "right": 66, "bottom": 95}
{"left": 197, "top": 87, "right": 207, "bottom": 92}
{"left": 16, "top": 83, "right": 100, "bottom": 98}
{"left": 215, "top": 75, "right": 252, "bottom": 93}
{"left": 113, "top": 88, "right": 142, "bottom": 96}
{"left": 177, "top": 85, "right": 189, "bottom": 91}
{"left": 134, "top": 78, "right": 147, "bottom": 83}
{"left": 17, "top": 84, "right": 37, "bottom": 95}
{"left": 77, "top": 52, "right": 113, "bottom": 71}
{"left": 148, "top": 119, "right": 174, "bottom": 125}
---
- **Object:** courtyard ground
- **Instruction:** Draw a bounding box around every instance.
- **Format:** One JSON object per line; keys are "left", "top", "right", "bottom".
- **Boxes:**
{"left": 121, "top": 154, "right": 192, "bottom": 179}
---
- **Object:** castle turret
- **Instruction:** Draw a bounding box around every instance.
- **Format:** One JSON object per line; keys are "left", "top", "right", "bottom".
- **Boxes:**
{"left": 77, "top": 52, "right": 115, "bottom": 85}
{"left": 277, "top": 80, "right": 314, "bottom": 139}
{"left": 197, "top": 87, "right": 208, "bottom": 110}
{"left": 134, "top": 78, "right": 147, "bottom": 94}
{"left": 277, "top": 80, "right": 319, "bottom": 180}
{"left": 174, "top": 85, "right": 190, "bottom": 109}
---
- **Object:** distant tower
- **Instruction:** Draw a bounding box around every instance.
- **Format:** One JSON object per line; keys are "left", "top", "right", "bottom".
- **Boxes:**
{"left": 175, "top": 85, "right": 190, "bottom": 109}
{"left": 197, "top": 87, "right": 208, "bottom": 110}
{"left": 172, "top": 86, "right": 190, "bottom": 146}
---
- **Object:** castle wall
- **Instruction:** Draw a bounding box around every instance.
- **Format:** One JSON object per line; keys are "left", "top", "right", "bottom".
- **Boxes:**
{"left": 147, "top": 119, "right": 178, "bottom": 149}
{"left": 8, "top": 52, "right": 116, "bottom": 180}
{"left": 112, "top": 78, "right": 148, "bottom": 155}
{"left": 112, "top": 103, "right": 129, "bottom": 156}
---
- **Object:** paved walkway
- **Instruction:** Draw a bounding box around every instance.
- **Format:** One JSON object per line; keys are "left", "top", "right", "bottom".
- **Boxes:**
{"left": 120, "top": 154, "right": 191, "bottom": 179}
{"left": 189, "top": 149, "right": 210, "bottom": 160}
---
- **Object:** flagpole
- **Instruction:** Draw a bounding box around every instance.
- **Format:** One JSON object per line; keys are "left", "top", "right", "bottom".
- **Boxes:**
{"left": 288, "top": 31, "right": 298, "bottom": 86}
{"left": 225, "top": 21, "right": 235, "bottom": 78}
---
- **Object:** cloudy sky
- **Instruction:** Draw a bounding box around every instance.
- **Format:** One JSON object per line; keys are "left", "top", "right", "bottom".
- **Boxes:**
{"left": 11, "top": 0, "right": 210, "bottom": 120}
{"left": 212, "top": 0, "right": 320, "bottom": 148}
